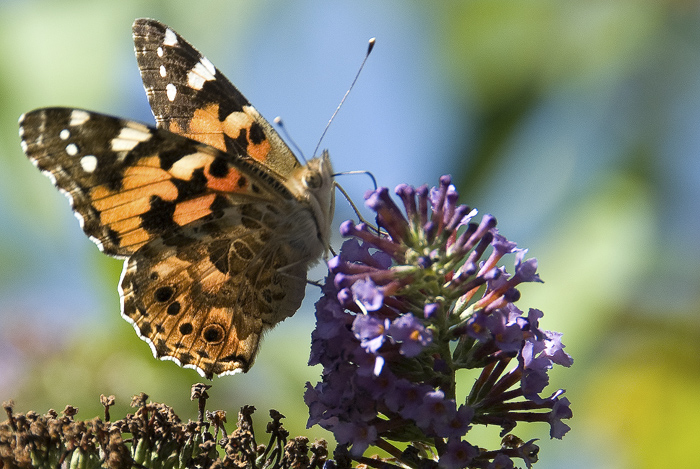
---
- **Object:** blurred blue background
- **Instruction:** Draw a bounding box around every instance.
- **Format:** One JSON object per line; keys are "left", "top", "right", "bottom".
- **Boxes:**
{"left": 1, "top": 1, "right": 699, "bottom": 467}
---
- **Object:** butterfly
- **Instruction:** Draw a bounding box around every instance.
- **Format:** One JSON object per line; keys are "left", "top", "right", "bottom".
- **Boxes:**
{"left": 18, "top": 18, "right": 335, "bottom": 379}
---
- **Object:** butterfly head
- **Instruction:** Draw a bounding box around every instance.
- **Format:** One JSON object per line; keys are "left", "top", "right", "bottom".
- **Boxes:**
{"left": 289, "top": 150, "right": 335, "bottom": 250}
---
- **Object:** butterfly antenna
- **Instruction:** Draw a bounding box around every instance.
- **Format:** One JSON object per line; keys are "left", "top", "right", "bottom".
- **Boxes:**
{"left": 333, "top": 180, "right": 380, "bottom": 234}
{"left": 274, "top": 116, "right": 307, "bottom": 163}
{"left": 334, "top": 170, "right": 378, "bottom": 190}
{"left": 313, "top": 37, "right": 376, "bottom": 157}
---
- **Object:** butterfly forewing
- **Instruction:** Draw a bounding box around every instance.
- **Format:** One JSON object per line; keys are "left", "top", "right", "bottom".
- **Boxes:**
{"left": 132, "top": 18, "right": 300, "bottom": 179}
{"left": 19, "top": 108, "right": 287, "bottom": 257}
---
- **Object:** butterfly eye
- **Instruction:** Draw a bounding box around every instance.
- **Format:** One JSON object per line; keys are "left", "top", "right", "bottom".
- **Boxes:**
{"left": 304, "top": 170, "right": 323, "bottom": 190}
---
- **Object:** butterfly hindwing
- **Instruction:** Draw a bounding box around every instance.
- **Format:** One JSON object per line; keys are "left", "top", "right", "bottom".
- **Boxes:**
{"left": 19, "top": 107, "right": 289, "bottom": 257}
{"left": 132, "top": 18, "right": 300, "bottom": 179}
{"left": 120, "top": 204, "right": 308, "bottom": 378}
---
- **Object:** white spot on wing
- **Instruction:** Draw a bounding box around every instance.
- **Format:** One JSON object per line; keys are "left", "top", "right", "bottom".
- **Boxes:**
{"left": 170, "top": 152, "right": 212, "bottom": 179}
{"left": 88, "top": 234, "right": 107, "bottom": 253}
{"left": 157, "top": 46, "right": 164, "bottom": 57}
{"left": 43, "top": 169, "right": 58, "bottom": 186}
{"left": 126, "top": 121, "right": 151, "bottom": 133}
{"left": 74, "top": 210, "right": 86, "bottom": 230}
{"left": 187, "top": 72, "right": 205, "bottom": 90}
{"left": 60, "top": 129, "right": 70, "bottom": 140}
{"left": 65, "top": 143, "right": 79, "bottom": 156}
{"left": 187, "top": 58, "right": 216, "bottom": 90}
{"left": 242, "top": 105, "right": 261, "bottom": 119}
{"left": 110, "top": 125, "right": 152, "bottom": 152}
{"left": 159, "top": 65, "right": 166, "bottom": 77}
{"left": 80, "top": 155, "right": 98, "bottom": 173}
{"left": 20, "top": 140, "right": 28, "bottom": 152}
{"left": 57, "top": 186, "right": 74, "bottom": 208}
{"left": 184, "top": 362, "right": 211, "bottom": 378}
{"left": 224, "top": 110, "right": 254, "bottom": 130}
{"left": 166, "top": 83, "right": 177, "bottom": 102}
{"left": 69, "top": 110, "right": 90, "bottom": 126}
{"left": 163, "top": 28, "right": 178, "bottom": 46}
{"left": 200, "top": 57, "right": 216, "bottom": 76}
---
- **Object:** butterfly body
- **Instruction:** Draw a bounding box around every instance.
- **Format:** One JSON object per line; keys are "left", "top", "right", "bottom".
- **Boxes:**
{"left": 19, "top": 19, "right": 334, "bottom": 378}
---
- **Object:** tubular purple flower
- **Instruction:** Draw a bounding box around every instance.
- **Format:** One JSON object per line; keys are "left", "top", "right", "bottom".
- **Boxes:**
{"left": 543, "top": 331, "right": 574, "bottom": 367}
{"left": 335, "top": 287, "right": 353, "bottom": 308}
{"left": 548, "top": 397, "right": 573, "bottom": 439}
{"left": 333, "top": 422, "right": 377, "bottom": 456}
{"left": 423, "top": 220, "right": 439, "bottom": 245}
{"left": 352, "top": 315, "right": 389, "bottom": 352}
{"left": 433, "top": 404, "right": 474, "bottom": 439}
{"left": 424, "top": 302, "right": 440, "bottom": 319}
{"left": 395, "top": 184, "right": 417, "bottom": 222}
{"left": 429, "top": 175, "right": 453, "bottom": 228}
{"left": 464, "top": 232, "right": 494, "bottom": 269}
{"left": 365, "top": 187, "right": 409, "bottom": 242}
{"left": 334, "top": 269, "right": 401, "bottom": 290}
{"left": 451, "top": 214, "right": 497, "bottom": 258}
{"left": 439, "top": 439, "right": 479, "bottom": 469}
{"left": 444, "top": 184, "right": 459, "bottom": 224}
{"left": 445, "top": 204, "right": 473, "bottom": 234}
{"left": 339, "top": 220, "right": 405, "bottom": 259}
{"left": 414, "top": 389, "right": 452, "bottom": 430}
{"left": 417, "top": 184, "right": 429, "bottom": 227}
{"left": 350, "top": 278, "right": 384, "bottom": 311}
{"left": 513, "top": 255, "right": 542, "bottom": 284}
{"left": 389, "top": 314, "right": 432, "bottom": 357}
{"left": 471, "top": 231, "right": 513, "bottom": 278}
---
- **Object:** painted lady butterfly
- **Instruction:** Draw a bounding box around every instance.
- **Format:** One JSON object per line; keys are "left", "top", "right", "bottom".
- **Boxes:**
{"left": 18, "top": 18, "right": 335, "bottom": 378}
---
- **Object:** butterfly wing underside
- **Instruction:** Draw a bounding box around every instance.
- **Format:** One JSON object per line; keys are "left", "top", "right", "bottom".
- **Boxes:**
{"left": 18, "top": 18, "right": 334, "bottom": 379}
{"left": 120, "top": 203, "right": 309, "bottom": 378}
{"left": 19, "top": 106, "right": 317, "bottom": 378}
{"left": 128, "top": 18, "right": 323, "bottom": 377}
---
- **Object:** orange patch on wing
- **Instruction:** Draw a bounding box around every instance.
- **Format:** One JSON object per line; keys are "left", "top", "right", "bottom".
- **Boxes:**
{"left": 121, "top": 166, "right": 173, "bottom": 188}
{"left": 91, "top": 179, "right": 179, "bottom": 213}
{"left": 172, "top": 194, "right": 217, "bottom": 226}
{"left": 99, "top": 197, "right": 153, "bottom": 224}
{"left": 109, "top": 216, "right": 143, "bottom": 236}
{"left": 169, "top": 121, "right": 184, "bottom": 135}
{"left": 185, "top": 104, "right": 226, "bottom": 152}
{"left": 246, "top": 139, "right": 271, "bottom": 164}
{"left": 132, "top": 155, "right": 163, "bottom": 168}
{"left": 119, "top": 228, "right": 151, "bottom": 250}
{"left": 205, "top": 165, "right": 246, "bottom": 193}
{"left": 91, "top": 160, "right": 178, "bottom": 214}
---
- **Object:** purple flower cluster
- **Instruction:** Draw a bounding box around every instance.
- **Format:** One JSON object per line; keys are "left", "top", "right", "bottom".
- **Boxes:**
{"left": 305, "top": 176, "right": 573, "bottom": 468}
